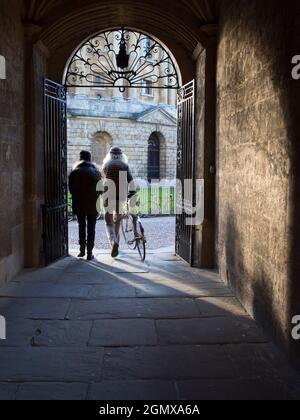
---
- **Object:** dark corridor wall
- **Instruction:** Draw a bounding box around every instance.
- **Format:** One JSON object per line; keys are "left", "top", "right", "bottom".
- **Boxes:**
{"left": 0, "top": 0, "right": 24, "bottom": 285}
{"left": 216, "top": 0, "right": 300, "bottom": 365}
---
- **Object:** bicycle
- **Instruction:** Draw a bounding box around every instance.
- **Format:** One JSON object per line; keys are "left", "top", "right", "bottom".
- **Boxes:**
{"left": 121, "top": 200, "right": 147, "bottom": 262}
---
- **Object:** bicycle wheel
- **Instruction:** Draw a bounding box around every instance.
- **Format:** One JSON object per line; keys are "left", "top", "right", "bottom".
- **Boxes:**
{"left": 137, "top": 239, "right": 146, "bottom": 261}
{"left": 122, "top": 214, "right": 136, "bottom": 250}
{"left": 136, "top": 221, "right": 146, "bottom": 261}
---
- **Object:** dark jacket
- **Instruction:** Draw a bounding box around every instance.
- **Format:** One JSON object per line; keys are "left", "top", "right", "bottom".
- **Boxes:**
{"left": 69, "top": 161, "right": 101, "bottom": 215}
{"left": 102, "top": 158, "right": 135, "bottom": 202}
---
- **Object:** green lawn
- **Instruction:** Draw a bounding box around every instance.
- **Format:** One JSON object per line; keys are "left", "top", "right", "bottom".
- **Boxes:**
{"left": 68, "top": 186, "right": 176, "bottom": 217}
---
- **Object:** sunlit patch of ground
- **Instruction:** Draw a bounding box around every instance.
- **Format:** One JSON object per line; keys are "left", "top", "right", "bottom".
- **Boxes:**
{"left": 68, "top": 216, "right": 176, "bottom": 251}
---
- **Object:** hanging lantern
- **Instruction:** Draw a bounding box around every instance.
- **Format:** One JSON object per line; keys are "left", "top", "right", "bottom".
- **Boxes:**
{"left": 116, "top": 32, "right": 130, "bottom": 69}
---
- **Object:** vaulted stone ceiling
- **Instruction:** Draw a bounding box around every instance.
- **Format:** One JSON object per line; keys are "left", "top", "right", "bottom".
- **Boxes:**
{"left": 22, "top": 0, "right": 218, "bottom": 53}
{"left": 23, "top": 0, "right": 61, "bottom": 21}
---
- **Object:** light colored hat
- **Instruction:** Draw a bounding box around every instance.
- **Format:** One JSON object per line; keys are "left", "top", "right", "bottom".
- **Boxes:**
{"left": 110, "top": 147, "right": 122, "bottom": 155}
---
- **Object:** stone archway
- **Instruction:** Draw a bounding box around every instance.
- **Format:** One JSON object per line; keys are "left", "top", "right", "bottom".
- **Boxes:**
{"left": 13, "top": 0, "right": 300, "bottom": 369}
{"left": 24, "top": 2, "right": 218, "bottom": 273}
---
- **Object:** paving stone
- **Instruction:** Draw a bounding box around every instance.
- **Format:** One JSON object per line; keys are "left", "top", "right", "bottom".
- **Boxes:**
{"left": 45, "top": 257, "right": 75, "bottom": 270}
{"left": 68, "top": 216, "right": 176, "bottom": 253}
{"left": 0, "top": 298, "right": 70, "bottom": 319}
{"left": 224, "top": 343, "right": 300, "bottom": 381}
{"left": 148, "top": 253, "right": 178, "bottom": 262}
{"left": 67, "top": 298, "right": 200, "bottom": 320}
{"left": 0, "top": 252, "right": 299, "bottom": 399}
{"left": 10, "top": 269, "right": 61, "bottom": 284}
{"left": 191, "top": 271, "right": 223, "bottom": 283}
{"left": 149, "top": 264, "right": 222, "bottom": 284}
{"left": 110, "top": 275, "right": 155, "bottom": 289}
{"left": 176, "top": 378, "right": 295, "bottom": 400}
{"left": 102, "top": 346, "right": 235, "bottom": 380}
{"left": 150, "top": 273, "right": 223, "bottom": 286}
{"left": 0, "top": 283, "right": 91, "bottom": 299}
{"left": 89, "top": 319, "right": 157, "bottom": 347}
{"left": 93, "top": 256, "right": 150, "bottom": 274}
{"left": 64, "top": 260, "right": 114, "bottom": 274}
{"left": 0, "top": 319, "right": 41, "bottom": 347}
{"left": 32, "top": 321, "right": 93, "bottom": 347}
{"left": 0, "top": 383, "right": 18, "bottom": 400}
{"left": 121, "top": 272, "right": 223, "bottom": 288}
{"left": 253, "top": 343, "right": 300, "bottom": 380}
{"left": 56, "top": 272, "right": 118, "bottom": 285}
{"left": 141, "top": 279, "right": 227, "bottom": 292}
{"left": 196, "top": 297, "right": 248, "bottom": 317}
{"left": 0, "top": 348, "right": 104, "bottom": 382}
{"left": 135, "top": 283, "right": 235, "bottom": 298}
{"left": 88, "top": 380, "right": 177, "bottom": 400}
{"left": 156, "top": 317, "right": 267, "bottom": 345}
{"left": 16, "top": 383, "right": 88, "bottom": 401}
{"left": 88, "top": 284, "right": 137, "bottom": 298}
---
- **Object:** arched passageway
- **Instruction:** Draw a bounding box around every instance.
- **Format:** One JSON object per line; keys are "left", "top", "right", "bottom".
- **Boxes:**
{"left": 21, "top": 1, "right": 300, "bottom": 365}
{"left": 0, "top": 0, "right": 299, "bottom": 389}
{"left": 23, "top": 3, "right": 207, "bottom": 272}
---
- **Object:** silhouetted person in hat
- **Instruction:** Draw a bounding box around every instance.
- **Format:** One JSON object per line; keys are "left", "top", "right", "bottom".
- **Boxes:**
{"left": 69, "top": 151, "right": 101, "bottom": 260}
{"left": 102, "top": 147, "right": 137, "bottom": 258}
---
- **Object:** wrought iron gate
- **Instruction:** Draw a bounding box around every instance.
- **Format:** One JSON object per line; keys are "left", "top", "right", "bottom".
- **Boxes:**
{"left": 43, "top": 79, "right": 68, "bottom": 265}
{"left": 176, "top": 80, "right": 195, "bottom": 265}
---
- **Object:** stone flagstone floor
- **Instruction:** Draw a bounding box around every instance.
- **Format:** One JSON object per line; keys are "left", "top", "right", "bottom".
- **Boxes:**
{"left": 0, "top": 248, "right": 299, "bottom": 400}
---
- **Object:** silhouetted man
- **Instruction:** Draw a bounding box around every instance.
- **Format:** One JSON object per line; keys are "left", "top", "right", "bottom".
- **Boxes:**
{"left": 69, "top": 151, "right": 101, "bottom": 260}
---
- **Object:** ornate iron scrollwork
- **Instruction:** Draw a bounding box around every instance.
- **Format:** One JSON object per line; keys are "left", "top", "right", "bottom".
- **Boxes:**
{"left": 65, "top": 27, "right": 180, "bottom": 91}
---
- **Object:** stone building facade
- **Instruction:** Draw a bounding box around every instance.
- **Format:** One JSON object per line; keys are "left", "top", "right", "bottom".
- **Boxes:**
{"left": 67, "top": 92, "right": 177, "bottom": 181}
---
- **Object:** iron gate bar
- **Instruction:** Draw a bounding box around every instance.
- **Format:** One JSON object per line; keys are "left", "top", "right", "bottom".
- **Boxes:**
{"left": 43, "top": 79, "right": 68, "bottom": 265}
{"left": 176, "top": 80, "right": 195, "bottom": 265}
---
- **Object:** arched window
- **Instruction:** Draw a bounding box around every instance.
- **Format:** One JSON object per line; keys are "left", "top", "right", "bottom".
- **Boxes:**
{"left": 148, "top": 133, "right": 161, "bottom": 182}
{"left": 142, "top": 80, "right": 154, "bottom": 96}
{"left": 91, "top": 132, "right": 112, "bottom": 165}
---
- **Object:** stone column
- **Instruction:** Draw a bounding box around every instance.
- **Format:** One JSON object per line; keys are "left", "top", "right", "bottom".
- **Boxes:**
{"left": 159, "top": 88, "right": 168, "bottom": 104}
{"left": 192, "top": 25, "right": 218, "bottom": 269}
{"left": 170, "top": 88, "right": 177, "bottom": 106}
{"left": 129, "top": 86, "right": 138, "bottom": 101}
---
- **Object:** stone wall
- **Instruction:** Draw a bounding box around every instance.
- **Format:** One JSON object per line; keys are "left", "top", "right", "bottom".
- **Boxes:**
{"left": 23, "top": 42, "right": 49, "bottom": 268}
{"left": 67, "top": 114, "right": 177, "bottom": 181}
{"left": 216, "top": 0, "right": 297, "bottom": 356}
{"left": 194, "top": 37, "right": 217, "bottom": 269}
{"left": 0, "top": 0, "right": 24, "bottom": 285}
